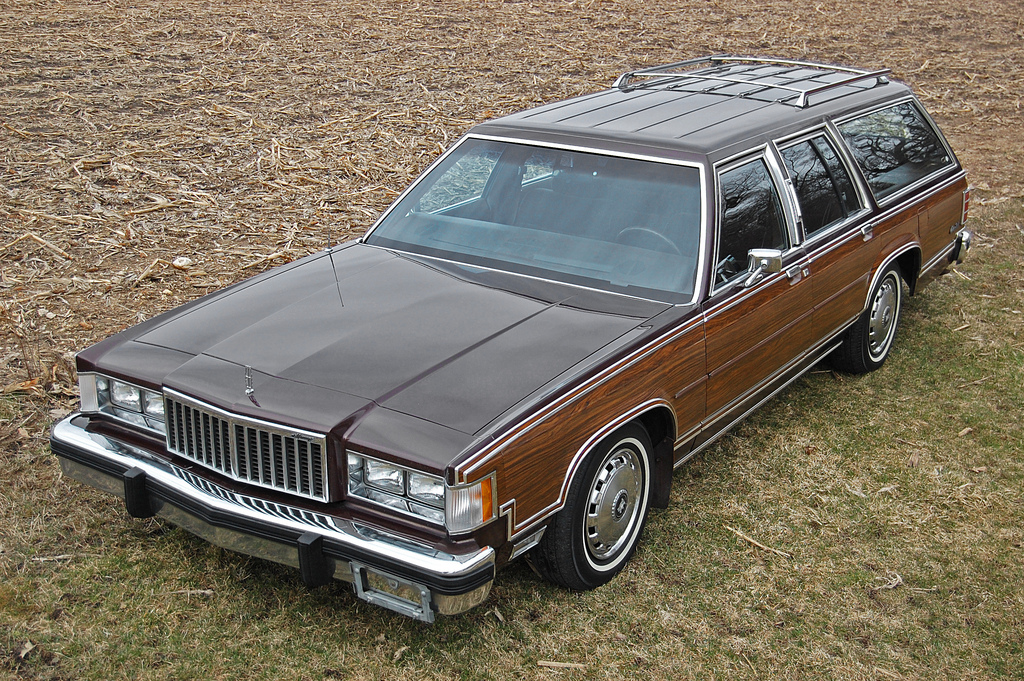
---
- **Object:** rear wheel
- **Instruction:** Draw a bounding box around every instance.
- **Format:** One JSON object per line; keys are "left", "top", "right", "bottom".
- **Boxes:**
{"left": 530, "top": 423, "right": 652, "bottom": 591}
{"left": 832, "top": 263, "right": 903, "bottom": 374}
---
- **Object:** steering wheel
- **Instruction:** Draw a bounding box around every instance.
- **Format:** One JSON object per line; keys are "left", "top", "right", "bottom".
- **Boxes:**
{"left": 615, "top": 227, "right": 681, "bottom": 255}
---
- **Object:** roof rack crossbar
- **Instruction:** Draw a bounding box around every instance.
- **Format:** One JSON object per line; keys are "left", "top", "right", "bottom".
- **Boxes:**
{"left": 787, "top": 68, "right": 892, "bottom": 107}
{"left": 630, "top": 61, "right": 791, "bottom": 97}
{"left": 612, "top": 55, "right": 718, "bottom": 89}
{"left": 615, "top": 55, "right": 891, "bottom": 108}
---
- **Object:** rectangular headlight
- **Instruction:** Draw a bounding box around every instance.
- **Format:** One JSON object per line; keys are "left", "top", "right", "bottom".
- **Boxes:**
{"left": 348, "top": 454, "right": 364, "bottom": 481}
{"left": 143, "top": 391, "right": 165, "bottom": 418}
{"left": 110, "top": 380, "right": 142, "bottom": 411}
{"left": 408, "top": 471, "right": 444, "bottom": 508}
{"left": 364, "top": 459, "right": 406, "bottom": 495}
{"left": 347, "top": 452, "right": 496, "bottom": 532}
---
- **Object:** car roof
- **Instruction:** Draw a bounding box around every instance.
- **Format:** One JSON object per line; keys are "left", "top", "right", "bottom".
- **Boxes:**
{"left": 473, "top": 56, "right": 914, "bottom": 163}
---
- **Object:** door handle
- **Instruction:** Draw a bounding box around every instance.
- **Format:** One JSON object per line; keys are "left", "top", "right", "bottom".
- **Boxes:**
{"left": 861, "top": 223, "right": 874, "bottom": 241}
{"left": 785, "top": 265, "right": 807, "bottom": 283}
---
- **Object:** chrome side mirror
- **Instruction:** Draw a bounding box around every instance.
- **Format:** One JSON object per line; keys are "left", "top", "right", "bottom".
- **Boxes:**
{"left": 743, "top": 249, "right": 783, "bottom": 288}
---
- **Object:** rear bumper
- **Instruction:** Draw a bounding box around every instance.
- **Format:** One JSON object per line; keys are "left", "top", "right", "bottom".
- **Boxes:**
{"left": 952, "top": 229, "right": 972, "bottom": 264}
{"left": 51, "top": 415, "right": 494, "bottom": 622}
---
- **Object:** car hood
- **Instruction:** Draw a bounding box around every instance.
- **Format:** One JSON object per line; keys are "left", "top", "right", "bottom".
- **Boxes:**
{"left": 131, "top": 244, "right": 649, "bottom": 436}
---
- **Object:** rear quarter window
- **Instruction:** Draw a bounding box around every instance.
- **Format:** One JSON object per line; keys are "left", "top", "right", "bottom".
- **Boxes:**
{"left": 838, "top": 101, "right": 954, "bottom": 202}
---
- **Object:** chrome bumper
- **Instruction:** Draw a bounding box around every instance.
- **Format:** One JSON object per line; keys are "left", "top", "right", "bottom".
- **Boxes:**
{"left": 50, "top": 415, "right": 494, "bottom": 622}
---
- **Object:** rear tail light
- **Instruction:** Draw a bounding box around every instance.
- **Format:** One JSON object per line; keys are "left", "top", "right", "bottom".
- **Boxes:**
{"left": 961, "top": 186, "right": 971, "bottom": 227}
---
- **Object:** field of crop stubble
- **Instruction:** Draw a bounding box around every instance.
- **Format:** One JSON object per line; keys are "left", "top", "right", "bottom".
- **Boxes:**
{"left": 2, "top": 0, "right": 1022, "bottom": 678}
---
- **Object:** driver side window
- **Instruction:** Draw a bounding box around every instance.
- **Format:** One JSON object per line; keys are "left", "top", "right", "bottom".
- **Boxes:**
{"left": 715, "top": 158, "right": 788, "bottom": 285}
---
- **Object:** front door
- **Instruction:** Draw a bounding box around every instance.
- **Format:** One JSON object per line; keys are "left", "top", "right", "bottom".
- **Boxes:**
{"left": 700, "top": 153, "right": 815, "bottom": 440}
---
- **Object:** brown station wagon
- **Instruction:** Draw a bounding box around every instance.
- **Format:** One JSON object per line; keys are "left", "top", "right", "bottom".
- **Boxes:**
{"left": 52, "top": 56, "right": 972, "bottom": 622}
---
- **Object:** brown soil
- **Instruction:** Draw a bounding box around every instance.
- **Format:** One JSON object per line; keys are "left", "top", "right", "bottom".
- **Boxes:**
{"left": 1, "top": 0, "right": 1022, "bottom": 427}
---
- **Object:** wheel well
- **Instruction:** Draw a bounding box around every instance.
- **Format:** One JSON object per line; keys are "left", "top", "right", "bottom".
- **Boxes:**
{"left": 560, "top": 406, "right": 677, "bottom": 516}
{"left": 636, "top": 406, "right": 674, "bottom": 450}
{"left": 635, "top": 406, "right": 675, "bottom": 509}
{"left": 895, "top": 248, "right": 921, "bottom": 295}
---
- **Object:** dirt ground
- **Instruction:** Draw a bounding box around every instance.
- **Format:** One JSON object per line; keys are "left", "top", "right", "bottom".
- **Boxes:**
{"left": 1, "top": 0, "right": 1022, "bottom": 412}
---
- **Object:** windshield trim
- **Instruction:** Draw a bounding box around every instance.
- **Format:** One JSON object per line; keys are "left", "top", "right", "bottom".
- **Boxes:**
{"left": 361, "top": 133, "right": 708, "bottom": 307}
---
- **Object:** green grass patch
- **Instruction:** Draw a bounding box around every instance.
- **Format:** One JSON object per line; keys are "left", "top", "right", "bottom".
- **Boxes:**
{"left": 5, "top": 213, "right": 1024, "bottom": 681}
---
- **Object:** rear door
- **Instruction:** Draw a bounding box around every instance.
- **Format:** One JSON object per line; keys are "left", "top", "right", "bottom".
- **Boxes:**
{"left": 776, "top": 130, "right": 878, "bottom": 342}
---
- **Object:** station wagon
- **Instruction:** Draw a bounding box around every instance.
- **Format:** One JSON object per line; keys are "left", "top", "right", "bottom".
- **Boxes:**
{"left": 52, "top": 56, "right": 971, "bottom": 621}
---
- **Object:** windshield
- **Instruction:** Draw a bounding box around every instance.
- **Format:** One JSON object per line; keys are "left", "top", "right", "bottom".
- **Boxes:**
{"left": 364, "top": 138, "right": 703, "bottom": 302}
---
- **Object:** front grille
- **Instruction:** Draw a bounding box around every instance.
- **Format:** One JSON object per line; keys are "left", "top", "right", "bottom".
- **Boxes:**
{"left": 164, "top": 390, "right": 328, "bottom": 502}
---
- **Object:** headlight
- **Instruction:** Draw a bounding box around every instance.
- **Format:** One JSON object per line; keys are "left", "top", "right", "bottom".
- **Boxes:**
{"left": 365, "top": 459, "right": 406, "bottom": 495}
{"left": 78, "top": 372, "right": 165, "bottom": 435}
{"left": 110, "top": 381, "right": 141, "bottom": 411}
{"left": 408, "top": 472, "right": 444, "bottom": 508}
{"left": 347, "top": 452, "right": 495, "bottom": 532}
{"left": 348, "top": 455, "right": 364, "bottom": 481}
{"left": 143, "top": 391, "right": 165, "bottom": 418}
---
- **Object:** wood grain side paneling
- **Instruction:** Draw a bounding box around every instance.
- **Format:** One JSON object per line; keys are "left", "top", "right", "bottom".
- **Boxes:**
{"left": 873, "top": 207, "right": 918, "bottom": 247}
{"left": 920, "top": 179, "right": 967, "bottom": 266}
{"left": 494, "top": 323, "right": 706, "bottom": 534}
{"left": 809, "top": 227, "right": 878, "bottom": 340}
{"left": 810, "top": 178, "right": 965, "bottom": 352}
{"left": 704, "top": 270, "right": 814, "bottom": 418}
{"left": 862, "top": 205, "right": 918, "bottom": 292}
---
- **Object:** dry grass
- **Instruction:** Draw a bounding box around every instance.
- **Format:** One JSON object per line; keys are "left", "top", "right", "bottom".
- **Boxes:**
{"left": 2, "top": 0, "right": 1023, "bottom": 679}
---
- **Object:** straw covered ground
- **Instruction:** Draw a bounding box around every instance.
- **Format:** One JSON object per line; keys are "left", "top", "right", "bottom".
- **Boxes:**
{"left": 1, "top": 0, "right": 1023, "bottom": 679}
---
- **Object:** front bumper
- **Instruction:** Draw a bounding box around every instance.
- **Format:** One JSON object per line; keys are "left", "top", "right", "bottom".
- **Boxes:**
{"left": 50, "top": 415, "right": 494, "bottom": 622}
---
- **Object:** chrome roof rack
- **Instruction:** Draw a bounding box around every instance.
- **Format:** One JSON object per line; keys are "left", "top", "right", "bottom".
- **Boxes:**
{"left": 614, "top": 55, "right": 891, "bottom": 108}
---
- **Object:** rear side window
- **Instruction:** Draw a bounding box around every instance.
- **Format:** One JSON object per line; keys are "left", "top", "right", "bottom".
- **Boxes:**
{"left": 838, "top": 102, "right": 953, "bottom": 202}
{"left": 715, "top": 158, "right": 788, "bottom": 285}
{"left": 780, "top": 135, "right": 860, "bottom": 238}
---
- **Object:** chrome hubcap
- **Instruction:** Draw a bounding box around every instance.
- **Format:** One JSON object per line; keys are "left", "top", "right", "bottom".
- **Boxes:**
{"left": 868, "top": 274, "right": 899, "bottom": 361}
{"left": 585, "top": 446, "right": 643, "bottom": 561}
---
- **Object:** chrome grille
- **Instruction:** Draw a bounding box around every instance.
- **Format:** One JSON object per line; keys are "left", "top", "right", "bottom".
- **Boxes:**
{"left": 164, "top": 390, "right": 328, "bottom": 502}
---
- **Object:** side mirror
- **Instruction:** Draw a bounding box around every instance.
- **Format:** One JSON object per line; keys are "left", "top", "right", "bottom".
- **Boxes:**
{"left": 743, "top": 249, "right": 783, "bottom": 288}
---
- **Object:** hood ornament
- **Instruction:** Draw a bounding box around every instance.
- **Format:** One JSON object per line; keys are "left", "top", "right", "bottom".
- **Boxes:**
{"left": 244, "top": 365, "right": 261, "bottom": 407}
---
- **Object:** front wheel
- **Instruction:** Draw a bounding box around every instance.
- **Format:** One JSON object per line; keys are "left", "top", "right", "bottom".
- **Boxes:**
{"left": 529, "top": 423, "right": 652, "bottom": 591}
{"left": 831, "top": 263, "right": 903, "bottom": 374}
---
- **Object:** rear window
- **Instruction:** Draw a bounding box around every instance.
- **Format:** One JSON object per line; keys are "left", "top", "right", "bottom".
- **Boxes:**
{"left": 838, "top": 101, "right": 954, "bottom": 202}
